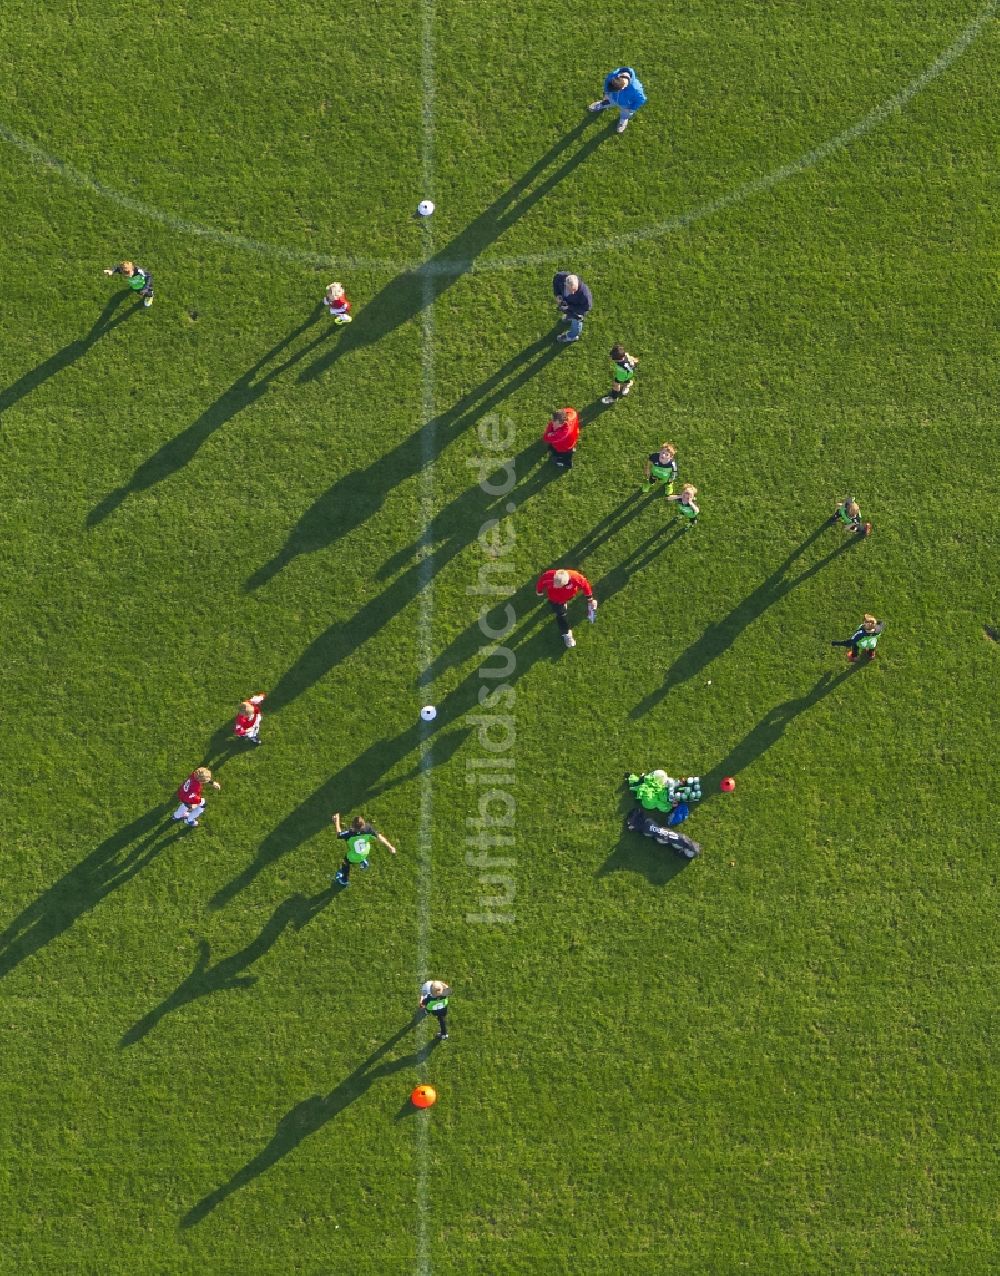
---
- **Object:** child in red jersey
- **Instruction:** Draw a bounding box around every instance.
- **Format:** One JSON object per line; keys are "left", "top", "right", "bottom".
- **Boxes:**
{"left": 535, "top": 567, "right": 596, "bottom": 647}
{"left": 543, "top": 407, "right": 580, "bottom": 469}
{"left": 234, "top": 693, "right": 266, "bottom": 745}
{"left": 172, "top": 767, "right": 221, "bottom": 828}
{"left": 323, "top": 282, "right": 353, "bottom": 324}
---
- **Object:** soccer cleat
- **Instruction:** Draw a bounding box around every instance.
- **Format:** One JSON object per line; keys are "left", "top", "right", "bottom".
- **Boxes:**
{"left": 359, "top": 859, "right": 370, "bottom": 870}
{"left": 588, "top": 100, "right": 610, "bottom": 112}
{"left": 616, "top": 118, "right": 630, "bottom": 134}
{"left": 334, "top": 872, "right": 349, "bottom": 886}
{"left": 557, "top": 333, "right": 580, "bottom": 343}
{"left": 143, "top": 297, "right": 154, "bottom": 308}
{"left": 437, "top": 1033, "right": 449, "bottom": 1040}
{"left": 334, "top": 314, "right": 353, "bottom": 325}
{"left": 186, "top": 820, "right": 199, "bottom": 828}
{"left": 601, "top": 395, "right": 617, "bottom": 405}
{"left": 563, "top": 631, "right": 577, "bottom": 648}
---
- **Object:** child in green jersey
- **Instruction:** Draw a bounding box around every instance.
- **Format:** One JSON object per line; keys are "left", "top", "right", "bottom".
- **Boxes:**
{"left": 602, "top": 344, "right": 638, "bottom": 404}
{"left": 667, "top": 482, "right": 699, "bottom": 528}
{"left": 831, "top": 613, "right": 884, "bottom": 661}
{"left": 332, "top": 811, "right": 397, "bottom": 886}
{"left": 644, "top": 442, "right": 678, "bottom": 495}
{"left": 103, "top": 260, "right": 154, "bottom": 307}
{"left": 419, "top": 980, "right": 452, "bottom": 1040}
{"left": 831, "top": 496, "right": 872, "bottom": 537}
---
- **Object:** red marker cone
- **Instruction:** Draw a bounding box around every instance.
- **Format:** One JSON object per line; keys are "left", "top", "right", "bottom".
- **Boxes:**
{"left": 411, "top": 1084, "right": 437, "bottom": 1109}
{"left": 720, "top": 777, "right": 736, "bottom": 793}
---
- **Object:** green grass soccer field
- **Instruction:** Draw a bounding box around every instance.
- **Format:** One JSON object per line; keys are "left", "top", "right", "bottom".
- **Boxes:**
{"left": 0, "top": 2, "right": 996, "bottom": 1272}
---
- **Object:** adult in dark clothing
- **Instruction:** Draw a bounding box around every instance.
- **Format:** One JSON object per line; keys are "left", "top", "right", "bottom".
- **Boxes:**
{"left": 553, "top": 271, "right": 592, "bottom": 343}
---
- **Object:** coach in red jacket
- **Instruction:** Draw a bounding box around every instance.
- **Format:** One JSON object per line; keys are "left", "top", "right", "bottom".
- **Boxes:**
{"left": 543, "top": 407, "right": 580, "bottom": 469}
{"left": 535, "top": 568, "right": 596, "bottom": 648}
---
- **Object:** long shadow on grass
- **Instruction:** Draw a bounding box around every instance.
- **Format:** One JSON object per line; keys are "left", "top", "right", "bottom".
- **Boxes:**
{"left": 631, "top": 523, "right": 861, "bottom": 718}
{"left": 701, "top": 664, "right": 862, "bottom": 797}
{"left": 256, "top": 433, "right": 567, "bottom": 717}
{"left": 418, "top": 486, "right": 658, "bottom": 686}
{"left": 87, "top": 309, "right": 331, "bottom": 526}
{"left": 0, "top": 805, "right": 184, "bottom": 978}
{"left": 0, "top": 292, "right": 142, "bottom": 419}
{"left": 181, "top": 1018, "right": 436, "bottom": 1227}
{"left": 213, "top": 610, "right": 562, "bottom": 907}
{"left": 597, "top": 833, "right": 692, "bottom": 887}
{"left": 209, "top": 723, "right": 473, "bottom": 908}
{"left": 247, "top": 334, "right": 561, "bottom": 592}
{"left": 297, "top": 115, "right": 611, "bottom": 385}
{"left": 121, "top": 886, "right": 335, "bottom": 1046}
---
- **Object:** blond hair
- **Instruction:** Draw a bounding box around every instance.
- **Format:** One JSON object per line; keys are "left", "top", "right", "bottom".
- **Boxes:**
{"left": 681, "top": 483, "right": 698, "bottom": 497}
{"left": 846, "top": 501, "right": 860, "bottom": 517}
{"left": 239, "top": 700, "right": 254, "bottom": 715}
{"left": 429, "top": 980, "right": 446, "bottom": 996}
{"left": 119, "top": 261, "right": 136, "bottom": 276}
{"left": 195, "top": 766, "right": 213, "bottom": 783}
{"left": 325, "top": 282, "right": 345, "bottom": 299}
{"left": 563, "top": 274, "right": 579, "bottom": 291}
{"left": 862, "top": 613, "right": 878, "bottom": 630}
{"left": 553, "top": 569, "right": 570, "bottom": 587}
{"left": 660, "top": 442, "right": 676, "bottom": 457}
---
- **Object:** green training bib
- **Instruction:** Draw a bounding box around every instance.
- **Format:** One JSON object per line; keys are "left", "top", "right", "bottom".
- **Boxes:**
{"left": 345, "top": 833, "right": 374, "bottom": 862}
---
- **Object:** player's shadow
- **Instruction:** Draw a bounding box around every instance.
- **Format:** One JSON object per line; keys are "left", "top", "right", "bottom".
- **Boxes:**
{"left": 594, "top": 521, "right": 687, "bottom": 604}
{"left": 702, "top": 665, "right": 860, "bottom": 797}
{"left": 247, "top": 332, "right": 561, "bottom": 591}
{"left": 209, "top": 723, "right": 472, "bottom": 908}
{"left": 181, "top": 1017, "right": 436, "bottom": 1227}
{"left": 87, "top": 309, "right": 330, "bottom": 526}
{"left": 375, "top": 436, "right": 552, "bottom": 586}
{"left": 596, "top": 832, "right": 692, "bottom": 887}
{"left": 0, "top": 292, "right": 141, "bottom": 419}
{"left": 0, "top": 805, "right": 184, "bottom": 979}
{"left": 257, "top": 436, "right": 566, "bottom": 718}
{"left": 215, "top": 608, "right": 561, "bottom": 908}
{"left": 298, "top": 116, "right": 611, "bottom": 384}
{"left": 419, "top": 486, "right": 657, "bottom": 685}
{"left": 120, "top": 886, "right": 335, "bottom": 1046}
{"left": 631, "top": 523, "right": 860, "bottom": 718}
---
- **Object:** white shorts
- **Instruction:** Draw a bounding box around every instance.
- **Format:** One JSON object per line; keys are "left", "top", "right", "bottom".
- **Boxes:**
{"left": 173, "top": 801, "right": 205, "bottom": 824}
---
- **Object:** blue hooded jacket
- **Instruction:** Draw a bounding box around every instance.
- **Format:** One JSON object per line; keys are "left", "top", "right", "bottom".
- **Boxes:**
{"left": 603, "top": 67, "right": 647, "bottom": 111}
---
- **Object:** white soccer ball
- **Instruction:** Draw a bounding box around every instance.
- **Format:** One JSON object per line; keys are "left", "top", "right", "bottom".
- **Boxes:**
{"left": 417, "top": 200, "right": 435, "bottom": 217}
{"left": 420, "top": 705, "right": 437, "bottom": 721}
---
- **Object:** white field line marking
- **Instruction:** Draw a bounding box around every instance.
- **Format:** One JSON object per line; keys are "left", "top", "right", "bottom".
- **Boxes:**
{"left": 0, "top": 3, "right": 991, "bottom": 276}
{"left": 415, "top": 3, "right": 436, "bottom": 1274}
{"left": 0, "top": 120, "right": 400, "bottom": 274}
{"left": 477, "top": 0, "right": 997, "bottom": 270}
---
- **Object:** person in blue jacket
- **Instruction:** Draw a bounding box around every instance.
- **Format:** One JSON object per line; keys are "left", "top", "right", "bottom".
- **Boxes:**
{"left": 589, "top": 66, "right": 647, "bottom": 134}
